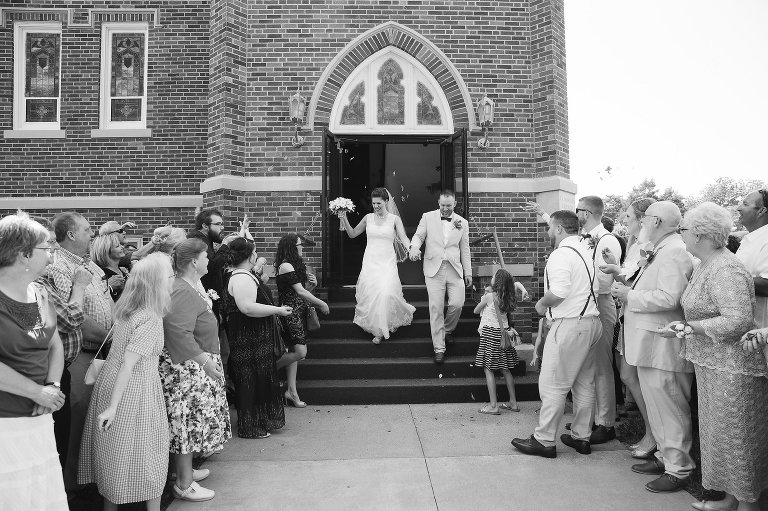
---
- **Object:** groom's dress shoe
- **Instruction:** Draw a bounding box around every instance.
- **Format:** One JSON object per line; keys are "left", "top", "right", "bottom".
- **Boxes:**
{"left": 445, "top": 331, "right": 455, "bottom": 346}
{"left": 588, "top": 425, "right": 615, "bottom": 444}
{"left": 511, "top": 435, "right": 557, "bottom": 458}
{"left": 631, "top": 457, "right": 665, "bottom": 475}
{"left": 560, "top": 434, "right": 591, "bottom": 455}
{"left": 645, "top": 473, "right": 689, "bottom": 493}
{"left": 434, "top": 352, "right": 445, "bottom": 364}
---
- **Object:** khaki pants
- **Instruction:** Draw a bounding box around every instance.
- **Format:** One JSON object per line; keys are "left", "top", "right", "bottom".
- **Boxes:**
{"left": 637, "top": 366, "right": 695, "bottom": 479}
{"left": 594, "top": 294, "right": 617, "bottom": 427}
{"left": 425, "top": 261, "right": 465, "bottom": 353}
{"left": 534, "top": 316, "right": 602, "bottom": 446}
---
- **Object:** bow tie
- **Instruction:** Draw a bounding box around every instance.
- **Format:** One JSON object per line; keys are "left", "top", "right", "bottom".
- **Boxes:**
{"left": 441, "top": 217, "right": 452, "bottom": 221}
{"left": 580, "top": 234, "right": 592, "bottom": 240}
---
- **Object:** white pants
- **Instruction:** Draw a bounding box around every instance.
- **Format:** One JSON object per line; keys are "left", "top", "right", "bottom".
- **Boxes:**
{"left": 593, "top": 294, "right": 617, "bottom": 427}
{"left": 637, "top": 366, "right": 695, "bottom": 479}
{"left": 425, "top": 261, "right": 465, "bottom": 353}
{"left": 534, "top": 316, "right": 602, "bottom": 446}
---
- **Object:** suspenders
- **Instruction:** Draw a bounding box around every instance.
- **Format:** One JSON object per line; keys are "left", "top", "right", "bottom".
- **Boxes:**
{"left": 544, "top": 245, "right": 597, "bottom": 320}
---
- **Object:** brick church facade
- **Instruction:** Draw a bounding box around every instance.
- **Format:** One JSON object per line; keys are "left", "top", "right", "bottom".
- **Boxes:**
{"left": 0, "top": 1, "right": 575, "bottom": 340}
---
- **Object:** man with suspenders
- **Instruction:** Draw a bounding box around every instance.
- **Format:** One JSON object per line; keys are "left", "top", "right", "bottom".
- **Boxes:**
{"left": 512, "top": 210, "right": 602, "bottom": 458}
{"left": 576, "top": 196, "right": 622, "bottom": 444}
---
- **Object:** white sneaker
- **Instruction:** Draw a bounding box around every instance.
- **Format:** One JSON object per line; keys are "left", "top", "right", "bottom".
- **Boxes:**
{"left": 168, "top": 468, "right": 210, "bottom": 482}
{"left": 173, "top": 481, "right": 215, "bottom": 502}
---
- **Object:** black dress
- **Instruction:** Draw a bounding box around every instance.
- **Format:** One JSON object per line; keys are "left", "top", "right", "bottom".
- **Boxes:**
{"left": 221, "top": 270, "right": 285, "bottom": 438}
{"left": 276, "top": 270, "right": 308, "bottom": 346}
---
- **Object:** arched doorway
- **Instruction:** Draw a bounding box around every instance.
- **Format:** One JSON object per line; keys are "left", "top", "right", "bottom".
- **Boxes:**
{"left": 322, "top": 47, "right": 467, "bottom": 286}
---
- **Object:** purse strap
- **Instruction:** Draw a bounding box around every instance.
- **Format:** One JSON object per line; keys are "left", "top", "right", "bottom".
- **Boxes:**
{"left": 490, "top": 293, "right": 510, "bottom": 330}
{"left": 93, "top": 324, "right": 115, "bottom": 360}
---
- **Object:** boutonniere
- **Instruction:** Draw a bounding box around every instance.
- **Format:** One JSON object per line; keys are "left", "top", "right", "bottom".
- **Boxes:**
{"left": 452, "top": 219, "right": 462, "bottom": 230}
{"left": 207, "top": 289, "right": 219, "bottom": 301}
{"left": 580, "top": 233, "right": 595, "bottom": 250}
{"left": 638, "top": 248, "right": 656, "bottom": 268}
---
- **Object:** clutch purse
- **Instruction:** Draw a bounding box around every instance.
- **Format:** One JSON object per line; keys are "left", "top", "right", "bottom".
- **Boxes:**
{"left": 84, "top": 325, "right": 115, "bottom": 385}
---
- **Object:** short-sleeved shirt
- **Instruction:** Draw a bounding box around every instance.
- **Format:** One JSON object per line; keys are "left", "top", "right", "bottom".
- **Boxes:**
{"left": 0, "top": 285, "right": 57, "bottom": 418}
{"left": 736, "top": 224, "right": 768, "bottom": 328}
{"left": 580, "top": 224, "right": 622, "bottom": 295}
{"left": 544, "top": 236, "right": 599, "bottom": 320}
{"left": 162, "top": 278, "right": 220, "bottom": 364}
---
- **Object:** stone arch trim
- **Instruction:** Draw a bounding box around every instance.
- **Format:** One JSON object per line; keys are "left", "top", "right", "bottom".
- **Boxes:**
{"left": 306, "top": 21, "right": 477, "bottom": 132}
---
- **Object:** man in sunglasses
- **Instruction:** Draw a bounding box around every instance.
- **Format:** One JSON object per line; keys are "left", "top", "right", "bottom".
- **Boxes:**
{"left": 736, "top": 189, "right": 768, "bottom": 331}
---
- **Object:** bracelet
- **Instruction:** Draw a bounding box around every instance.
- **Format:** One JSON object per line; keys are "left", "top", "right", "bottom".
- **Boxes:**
{"left": 200, "top": 354, "right": 211, "bottom": 369}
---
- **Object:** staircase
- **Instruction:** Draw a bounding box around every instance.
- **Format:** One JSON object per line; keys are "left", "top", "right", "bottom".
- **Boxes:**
{"left": 297, "top": 285, "right": 540, "bottom": 405}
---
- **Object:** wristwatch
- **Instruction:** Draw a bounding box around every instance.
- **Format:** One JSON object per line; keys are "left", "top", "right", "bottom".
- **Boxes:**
{"left": 44, "top": 381, "right": 61, "bottom": 388}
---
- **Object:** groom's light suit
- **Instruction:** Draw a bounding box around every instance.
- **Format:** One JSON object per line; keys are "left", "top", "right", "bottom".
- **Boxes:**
{"left": 412, "top": 210, "right": 472, "bottom": 353}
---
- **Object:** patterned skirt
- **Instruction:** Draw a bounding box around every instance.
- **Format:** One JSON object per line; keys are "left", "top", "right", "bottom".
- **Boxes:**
{"left": 696, "top": 364, "right": 768, "bottom": 502}
{"left": 475, "top": 325, "right": 519, "bottom": 370}
{"left": 159, "top": 349, "right": 232, "bottom": 455}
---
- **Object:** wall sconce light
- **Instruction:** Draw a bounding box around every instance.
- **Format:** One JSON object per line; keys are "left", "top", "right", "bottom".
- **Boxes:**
{"left": 476, "top": 94, "right": 494, "bottom": 149}
{"left": 288, "top": 91, "right": 307, "bottom": 148}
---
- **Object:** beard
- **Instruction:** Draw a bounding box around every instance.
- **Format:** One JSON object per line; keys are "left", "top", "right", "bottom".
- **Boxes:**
{"left": 208, "top": 229, "right": 224, "bottom": 244}
{"left": 637, "top": 225, "right": 651, "bottom": 244}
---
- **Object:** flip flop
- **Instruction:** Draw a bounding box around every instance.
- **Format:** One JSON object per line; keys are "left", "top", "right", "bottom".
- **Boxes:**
{"left": 479, "top": 405, "right": 501, "bottom": 415}
{"left": 500, "top": 403, "right": 521, "bottom": 412}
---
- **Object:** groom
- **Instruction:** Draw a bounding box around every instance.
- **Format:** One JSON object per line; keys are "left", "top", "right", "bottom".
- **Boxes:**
{"left": 409, "top": 191, "right": 472, "bottom": 364}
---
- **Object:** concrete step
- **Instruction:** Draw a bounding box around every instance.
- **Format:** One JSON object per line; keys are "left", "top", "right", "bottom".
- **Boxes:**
{"left": 313, "top": 317, "right": 481, "bottom": 339}
{"left": 309, "top": 336, "right": 480, "bottom": 358}
{"left": 296, "top": 375, "right": 540, "bottom": 405}
{"left": 324, "top": 300, "right": 478, "bottom": 321}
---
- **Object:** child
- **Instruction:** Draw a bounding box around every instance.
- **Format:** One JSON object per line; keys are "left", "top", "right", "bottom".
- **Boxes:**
{"left": 474, "top": 268, "right": 520, "bottom": 414}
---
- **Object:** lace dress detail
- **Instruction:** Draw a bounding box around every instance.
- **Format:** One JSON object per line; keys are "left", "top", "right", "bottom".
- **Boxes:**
{"left": 354, "top": 213, "right": 415, "bottom": 339}
{"left": 276, "top": 270, "right": 308, "bottom": 346}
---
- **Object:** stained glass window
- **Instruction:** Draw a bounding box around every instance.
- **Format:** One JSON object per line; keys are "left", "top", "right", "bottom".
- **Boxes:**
{"left": 340, "top": 82, "right": 365, "bottom": 125}
{"left": 417, "top": 82, "right": 441, "bottom": 125}
{"left": 377, "top": 59, "right": 404, "bottom": 125}
{"left": 24, "top": 33, "right": 60, "bottom": 123}
{"left": 110, "top": 33, "right": 145, "bottom": 122}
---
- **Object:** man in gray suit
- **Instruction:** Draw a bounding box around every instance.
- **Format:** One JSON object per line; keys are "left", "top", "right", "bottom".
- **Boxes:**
{"left": 410, "top": 191, "right": 472, "bottom": 364}
{"left": 611, "top": 201, "right": 694, "bottom": 493}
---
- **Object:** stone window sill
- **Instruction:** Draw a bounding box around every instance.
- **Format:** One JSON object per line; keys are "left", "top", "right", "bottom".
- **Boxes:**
{"left": 3, "top": 129, "right": 66, "bottom": 139}
{"left": 91, "top": 128, "right": 151, "bottom": 138}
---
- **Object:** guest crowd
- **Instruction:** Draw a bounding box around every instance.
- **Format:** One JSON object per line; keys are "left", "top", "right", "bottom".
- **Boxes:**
{"left": 0, "top": 208, "right": 327, "bottom": 509}
{"left": 1, "top": 188, "right": 767, "bottom": 511}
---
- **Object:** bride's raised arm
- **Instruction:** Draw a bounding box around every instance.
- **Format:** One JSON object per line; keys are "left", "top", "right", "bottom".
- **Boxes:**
{"left": 339, "top": 211, "right": 367, "bottom": 238}
{"left": 393, "top": 215, "right": 411, "bottom": 248}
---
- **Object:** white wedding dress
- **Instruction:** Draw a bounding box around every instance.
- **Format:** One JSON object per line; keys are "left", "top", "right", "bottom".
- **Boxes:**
{"left": 353, "top": 213, "right": 415, "bottom": 339}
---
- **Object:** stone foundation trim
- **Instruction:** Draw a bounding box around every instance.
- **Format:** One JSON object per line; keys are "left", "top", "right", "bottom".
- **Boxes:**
{"left": 0, "top": 195, "right": 202, "bottom": 210}
{"left": 0, "top": 7, "right": 160, "bottom": 28}
{"left": 3, "top": 130, "right": 66, "bottom": 139}
{"left": 90, "top": 129, "right": 152, "bottom": 138}
{"left": 468, "top": 176, "right": 576, "bottom": 194}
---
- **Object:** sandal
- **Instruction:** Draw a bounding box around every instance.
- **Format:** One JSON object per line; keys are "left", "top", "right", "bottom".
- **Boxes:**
{"left": 500, "top": 403, "right": 521, "bottom": 412}
{"left": 479, "top": 404, "right": 501, "bottom": 415}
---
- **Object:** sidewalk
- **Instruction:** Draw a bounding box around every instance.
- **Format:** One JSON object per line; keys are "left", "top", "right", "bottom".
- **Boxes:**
{"left": 169, "top": 402, "right": 694, "bottom": 511}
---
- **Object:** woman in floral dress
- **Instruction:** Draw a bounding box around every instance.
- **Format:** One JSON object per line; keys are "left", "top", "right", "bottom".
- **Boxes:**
{"left": 79, "top": 253, "right": 172, "bottom": 511}
{"left": 161, "top": 238, "right": 231, "bottom": 503}
{"left": 274, "top": 234, "right": 329, "bottom": 408}
{"left": 660, "top": 203, "right": 767, "bottom": 511}
{"left": 222, "top": 238, "right": 291, "bottom": 438}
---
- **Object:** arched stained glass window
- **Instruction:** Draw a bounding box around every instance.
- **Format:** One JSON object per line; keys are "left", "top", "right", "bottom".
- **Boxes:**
{"left": 330, "top": 47, "right": 453, "bottom": 134}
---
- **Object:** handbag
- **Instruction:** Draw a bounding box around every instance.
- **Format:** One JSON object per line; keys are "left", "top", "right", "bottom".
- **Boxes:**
{"left": 306, "top": 306, "right": 321, "bottom": 331}
{"left": 492, "top": 296, "right": 520, "bottom": 350}
{"left": 84, "top": 325, "right": 115, "bottom": 385}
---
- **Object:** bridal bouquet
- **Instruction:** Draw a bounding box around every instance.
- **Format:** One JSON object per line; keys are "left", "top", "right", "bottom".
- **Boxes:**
{"left": 329, "top": 197, "right": 355, "bottom": 230}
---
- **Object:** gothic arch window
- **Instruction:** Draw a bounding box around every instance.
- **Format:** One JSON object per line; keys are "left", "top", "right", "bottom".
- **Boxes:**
{"left": 330, "top": 47, "right": 453, "bottom": 134}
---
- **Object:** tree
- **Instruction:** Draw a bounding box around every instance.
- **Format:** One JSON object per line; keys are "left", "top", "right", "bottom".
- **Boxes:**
{"left": 625, "top": 178, "right": 660, "bottom": 204}
{"left": 695, "top": 177, "right": 767, "bottom": 208}
{"left": 602, "top": 194, "right": 625, "bottom": 222}
{"left": 658, "top": 187, "right": 688, "bottom": 215}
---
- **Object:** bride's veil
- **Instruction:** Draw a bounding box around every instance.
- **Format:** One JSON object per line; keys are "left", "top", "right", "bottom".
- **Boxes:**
{"left": 384, "top": 188, "right": 409, "bottom": 263}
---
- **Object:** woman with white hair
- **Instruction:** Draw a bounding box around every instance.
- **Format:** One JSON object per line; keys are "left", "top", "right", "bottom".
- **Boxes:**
{"left": 78, "top": 253, "right": 173, "bottom": 511}
{"left": 91, "top": 232, "right": 129, "bottom": 301}
{"left": 0, "top": 212, "right": 67, "bottom": 509}
{"left": 659, "top": 202, "right": 767, "bottom": 511}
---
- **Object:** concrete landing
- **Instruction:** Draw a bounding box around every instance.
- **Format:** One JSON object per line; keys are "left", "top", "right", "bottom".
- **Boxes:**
{"left": 169, "top": 403, "right": 695, "bottom": 511}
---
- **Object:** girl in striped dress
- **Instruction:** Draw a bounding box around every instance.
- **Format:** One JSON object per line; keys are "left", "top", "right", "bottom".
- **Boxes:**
{"left": 474, "top": 268, "right": 520, "bottom": 415}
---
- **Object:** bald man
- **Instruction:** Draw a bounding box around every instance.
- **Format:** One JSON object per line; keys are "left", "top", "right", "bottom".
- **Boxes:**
{"left": 611, "top": 201, "right": 694, "bottom": 494}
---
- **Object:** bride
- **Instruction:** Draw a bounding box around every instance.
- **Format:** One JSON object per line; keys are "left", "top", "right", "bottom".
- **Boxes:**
{"left": 339, "top": 188, "right": 415, "bottom": 344}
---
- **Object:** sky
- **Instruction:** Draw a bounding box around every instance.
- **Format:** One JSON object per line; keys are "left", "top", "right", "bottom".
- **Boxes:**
{"left": 564, "top": 0, "right": 768, "bottom": 199}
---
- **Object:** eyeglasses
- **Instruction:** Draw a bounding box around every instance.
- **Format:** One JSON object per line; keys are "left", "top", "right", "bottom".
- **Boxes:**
{"left": 575, "top": 208, "right": 592, "bottom": 214}
{"left": 102, "top": 228, "right": 125, "bottom": 236}
{"left": 678, "top": 228, "right": 690, "bottom": 232}
{"left": 209, "top": 222, "right": 224, "bottom": 226}
{"left": 34, "top": 245, "right": 59, "bottom": 254}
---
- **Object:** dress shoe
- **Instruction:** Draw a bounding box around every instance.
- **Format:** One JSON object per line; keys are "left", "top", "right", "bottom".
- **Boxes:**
{"left": 691, "top": 497, "right": 738, "bottom": 511}
{"left": 589, "top": 425, "right": 616, "bottom": 444}
{"left": 434, "top": 352, "right": 445, "bottom": 364}
{"left": 511, "top": 435, "right": 557, "bottom": 459}
{"left": 631, "top": 445, "right": 657, "bottom": 459}
{"left": 173, "top": 482, "right": 215, "bottom": 502}
{"left": 645, "top": 473, "right": 689, "bottom": 493}
{"left": 560, "top": 434, "right": 591, "bottom": 455}
{"left": 445, "top": 331, "right": 455, "bottom": 346}
{"left": 284, "top": 391, "right": 307, "bottom": 408}
{"left": 631, "top": 457, "right": 665, "bottom": 475}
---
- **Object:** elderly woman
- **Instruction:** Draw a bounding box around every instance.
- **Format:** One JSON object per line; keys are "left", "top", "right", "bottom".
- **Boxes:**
{"left": 91, "top": 231, "right": 129, "bottom": 301}
{"left": 600, "top": 197, "right": 657, "bottom": 458}
{"left": 0, "top": 212, "right": 67, "bottom": 509}
{"left": 78, "top": 254, "right": 173, "bottom": 511}
{"left": 659, "top": 202, "right": 767, "bottom": 511}
{"left": 161, "top": 238, "right": 231, "bottom": 502}
{"left": 222, "top": 238, "right": 291, "bottom": 438}
{"left": 274, "top": 234, "right": 329, "bottom": 408}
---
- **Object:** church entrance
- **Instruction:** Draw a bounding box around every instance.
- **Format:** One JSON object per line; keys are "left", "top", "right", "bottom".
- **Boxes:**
{"left": 322, "top": 129, "right": 467, "bottom": 286}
